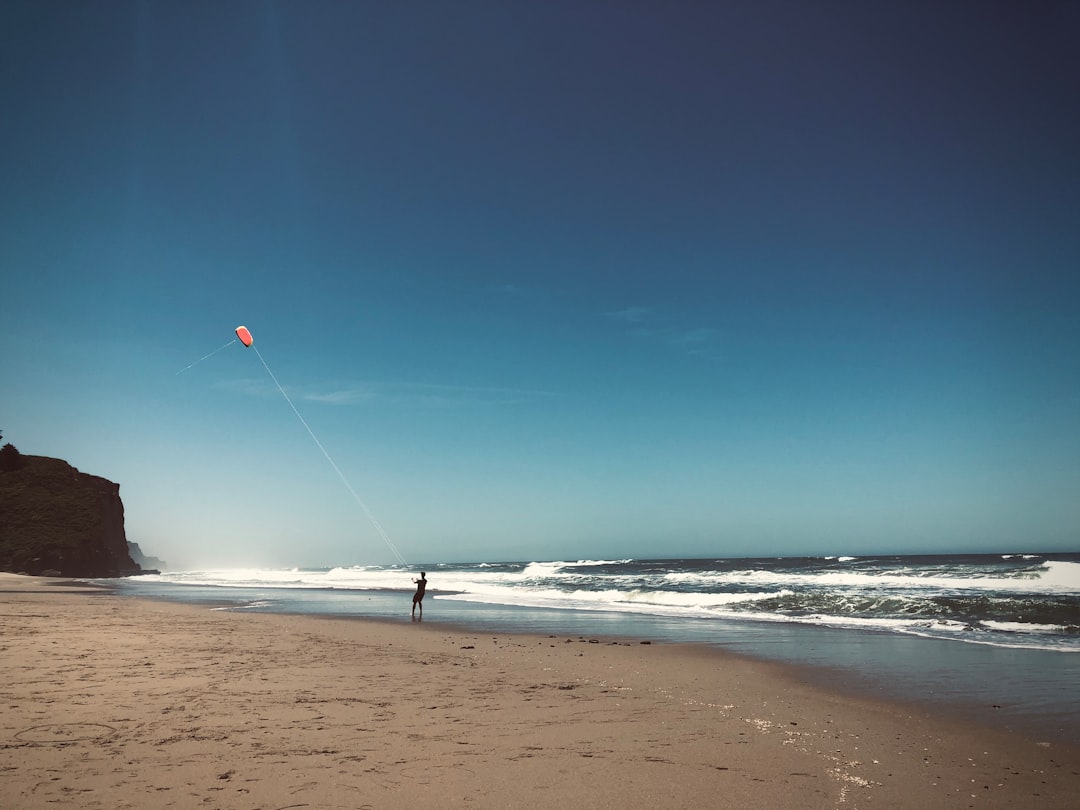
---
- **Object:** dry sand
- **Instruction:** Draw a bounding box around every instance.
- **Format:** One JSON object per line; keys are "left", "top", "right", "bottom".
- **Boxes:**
{"left": 1, "top": 573, "right": 1077, "bottom": 809}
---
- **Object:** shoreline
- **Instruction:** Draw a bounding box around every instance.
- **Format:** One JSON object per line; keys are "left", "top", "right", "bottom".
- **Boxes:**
{"left": 2, "top": 573, "right": 1079, "bottom": 808}
{"left": 115, "top": 574, "right": 1080, "bottom": 747}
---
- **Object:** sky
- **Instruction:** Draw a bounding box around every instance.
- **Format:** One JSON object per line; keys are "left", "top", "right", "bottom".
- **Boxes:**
{"left": 2, "top": 1, "right": 1078, "bottom": 568}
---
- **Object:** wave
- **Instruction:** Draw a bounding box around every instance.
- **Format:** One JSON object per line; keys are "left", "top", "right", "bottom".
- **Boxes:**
{"left": 1036, "top": 560, "right": 1080, "bottom": 588}
{"left": 725, "top": 610, "right": 1078, "bottom": 652}
{"left": 982, "top": 619, "right": 1078, "bottom": 635}
{"left": 661, "top": 561, "right": 1079, "bottom": 594}
{"left": 135, "top": 566, "right": 410, "bottom": 591}
{"left": 439, "top": 585, "right": 789, "bottom": 613}
{"left": 135, "top": 560, "right": 1080, "bottom": 610}
{"left": 435, "top": 587, "right": 1078, "bottom": 652}
{"left": 126, "top": 554, "right": 1080, "bottom": 653}
{"left": 519, "top": 559, "right": 634, "bottom": 578}
{"left": 210, "top": 600, "right": 274, "bottom": 611}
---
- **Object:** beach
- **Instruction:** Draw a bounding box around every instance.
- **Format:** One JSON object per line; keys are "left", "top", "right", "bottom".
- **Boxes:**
{"left": 2, "top": 574, "right": 1077, "bottom": 809}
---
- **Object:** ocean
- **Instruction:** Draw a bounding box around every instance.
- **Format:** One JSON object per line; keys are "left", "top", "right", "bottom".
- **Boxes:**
{"left": 117, "top": 552, "right": 1080, "bottom": 745}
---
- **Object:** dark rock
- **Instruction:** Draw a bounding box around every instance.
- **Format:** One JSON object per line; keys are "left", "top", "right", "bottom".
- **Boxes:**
{"left": 0, "top": 455, "right": 145, "bottom": 578}
{"left": 127, "top": 540, "right": 166, "bottom": 571}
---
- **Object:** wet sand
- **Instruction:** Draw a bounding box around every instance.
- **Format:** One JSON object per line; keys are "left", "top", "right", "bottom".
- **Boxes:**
{"left": 1, "top": 573, "right": 1077, "bottom": 808}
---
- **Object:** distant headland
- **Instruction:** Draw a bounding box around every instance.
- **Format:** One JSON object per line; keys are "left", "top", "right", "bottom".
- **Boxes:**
{"left": 0, "top": 444, "right": 163, "bottom": 578}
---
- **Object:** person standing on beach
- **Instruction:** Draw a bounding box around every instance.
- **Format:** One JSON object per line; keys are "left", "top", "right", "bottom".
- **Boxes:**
{"left": 411, "top": 572, "right": 427, "bottom": 620}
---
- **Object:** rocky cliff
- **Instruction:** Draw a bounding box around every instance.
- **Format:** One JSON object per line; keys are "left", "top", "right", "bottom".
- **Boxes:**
{"left": 0, "top": 455, "right": 143, "bottom": 577}
{"left": 127, "top": 540, "right": 165, "bottom": 572}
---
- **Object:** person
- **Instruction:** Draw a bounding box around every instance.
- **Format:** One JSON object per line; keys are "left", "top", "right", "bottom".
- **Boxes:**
{"left": 411, "top": 572, "right": 427, "bottom": 620}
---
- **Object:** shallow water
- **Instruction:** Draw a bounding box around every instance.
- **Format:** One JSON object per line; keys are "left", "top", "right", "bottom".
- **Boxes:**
{"left": 130, "top": 553, "right": 1080, "bottom": 651}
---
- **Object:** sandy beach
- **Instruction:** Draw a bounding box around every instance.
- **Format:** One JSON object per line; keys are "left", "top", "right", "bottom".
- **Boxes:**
{"left": 1, "top": 574, "right": 1077, "bottom": 809}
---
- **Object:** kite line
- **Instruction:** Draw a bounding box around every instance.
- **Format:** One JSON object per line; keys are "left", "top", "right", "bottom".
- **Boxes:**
{"left": 175, "top": 338, "right": 237, "bottom": 375}
{"left": 249, "top": 342, "right": 410, "bottom": 569}
{"left": 177, "top": 326, "right": 409, "bottom": 568}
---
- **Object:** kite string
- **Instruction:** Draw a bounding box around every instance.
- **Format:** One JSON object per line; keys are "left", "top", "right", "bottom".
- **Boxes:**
{"left": 175, "top": 338, "right": 237, "bottom": 375}
{"left": 251, "top": 345, "right": 410, "bottom": 569}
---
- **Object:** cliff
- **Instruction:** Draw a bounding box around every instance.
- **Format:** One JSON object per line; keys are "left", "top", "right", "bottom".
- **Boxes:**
{"left": 127, "top": 540, "right": 166, "bottom": 572}
{"left": 0, "top": 455, "right": 142, "bottom": 577}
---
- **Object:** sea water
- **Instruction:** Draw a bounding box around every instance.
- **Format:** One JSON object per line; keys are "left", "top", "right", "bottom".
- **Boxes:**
{"left": 118, "top": 552, "right": 1080, "bottom": 745}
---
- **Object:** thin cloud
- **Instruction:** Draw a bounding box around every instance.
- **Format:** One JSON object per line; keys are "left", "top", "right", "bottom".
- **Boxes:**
{"left": 606, "top": 306, "right": 717, "bottom": 356}
{"left": 388, "top": 381, "right": 560, "bottom": 408}
{"left": 223, "top": 377, "right": 558, "bottom": 408}
{"left": 214, "top": 377, "right": 279, "bottom": 399}
{"left": 608, "top": 305, "right": 650, "bottom": 323}
{"left": 667, "top": 327, "right": 715, "bottom": 347}
{"left": 303, "top": 387, "right": 377, "bottom": 405}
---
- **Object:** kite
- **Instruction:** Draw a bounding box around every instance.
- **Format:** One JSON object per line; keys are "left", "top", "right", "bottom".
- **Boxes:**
{"left": 176, "top": 323, "right": 409, "bottom": 569}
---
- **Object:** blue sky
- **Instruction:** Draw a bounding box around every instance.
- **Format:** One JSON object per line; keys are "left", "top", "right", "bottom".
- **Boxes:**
{"left": 3, "top": 1, "right": 1078, "bottom": 568}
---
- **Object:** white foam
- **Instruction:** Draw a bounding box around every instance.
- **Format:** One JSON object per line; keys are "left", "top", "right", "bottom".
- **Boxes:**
{"left": 520, "top": 559, "right": 632, "bottom": 578}
{"left": 130, "top": 558, "right": 1080, "bottom": 653}
{"left": 726, "top": 611, "right": 1079, "bottom": 652}
{"left": 663, "top": 563, "right": 1078, "bottom": 595}
{"left": 438, "top": 586, "right": 789, "bottom": 616}
{"left": 142, "top": 556, "right": 1080, "bottom": 598}
{"left": 1036, "top": 561, "right": 1080, "bottom": 589}
{"left": 981, "top": 620, "right": 1074, "bottom": 634}
{"left": 211, "top": 600, "right": 275, "bottom": 611}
